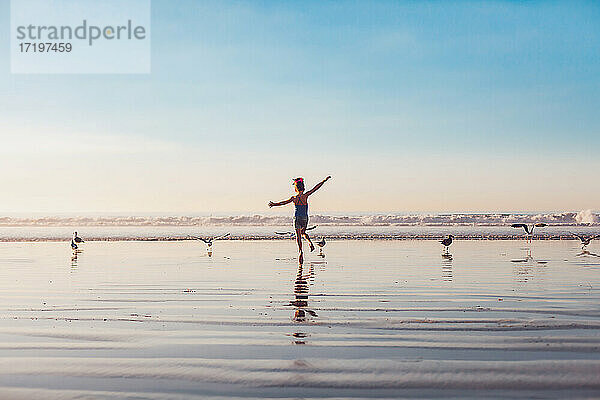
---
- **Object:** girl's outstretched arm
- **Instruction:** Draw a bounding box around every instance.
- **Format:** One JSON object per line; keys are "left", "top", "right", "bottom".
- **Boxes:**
{"left": 269, "top": 197, "right": 294, "bottom": 208}
{"left": 306, "top": 176, "right": 331, "bottom": 196}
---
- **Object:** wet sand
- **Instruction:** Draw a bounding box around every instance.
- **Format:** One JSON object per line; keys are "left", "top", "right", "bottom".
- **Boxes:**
{"left": 0, "top": 239, "right": 599, "bottom": 398}
{"left": 0, "top": 224, "right": 598, "bottom": 241}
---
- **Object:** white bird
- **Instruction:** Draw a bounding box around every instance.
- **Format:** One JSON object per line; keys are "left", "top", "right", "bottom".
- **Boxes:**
{"left": 511, "top": 223, "right": 547, "bottom": 242}
{"left": 440, "top": 235, "right": 453, "bottom": 253}
{"left": 71, "top": 239, "right": 78, "bottom": 251}
{"left": 73, "top": 232, "right": 84, "bottom": 243}
{"left": 571, "top": 233, "right": 600, "bottom": 249}
{"left": 190, "top": 233, "right": 230, "bottom": 247}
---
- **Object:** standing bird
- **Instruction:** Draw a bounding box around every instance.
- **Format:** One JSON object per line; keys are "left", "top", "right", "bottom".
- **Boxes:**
{"left": 571, "top": 233, "right": 600, "bottom": 249}
{"left": 440, "top": 235, "right": 453, "bottom": 253}
{"left": 511, "top": 223, "right": 547, "bottom": 242}
{"left": 190, "top": 233, "right": 231, "bottom": 248}
{"left": 73, "top": 232, "right": 84, "bottom": 244}
{"left": 71, "top": 239, "right": 78, "bottom": 251}
{"left": 316, "top": 238, "right": 326, "bottom": 255}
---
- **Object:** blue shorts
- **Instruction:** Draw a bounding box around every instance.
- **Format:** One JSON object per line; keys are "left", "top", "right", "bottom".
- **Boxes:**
{"left": 294, "top": 216, "right": 308, "bottom": 231}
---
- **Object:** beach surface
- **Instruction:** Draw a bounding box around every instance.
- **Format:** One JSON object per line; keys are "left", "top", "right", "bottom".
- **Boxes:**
{"left": 0, "top": 224, "right": 598, "bottom": 241}
{"left": 0, "top": 239, "right": 599, "bottom": 398}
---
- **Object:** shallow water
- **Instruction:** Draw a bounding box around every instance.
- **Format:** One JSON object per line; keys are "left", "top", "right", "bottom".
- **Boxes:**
{"left": 0, "top": 224, "right": 598, "bottom": 241}
{"left": 0, "top": 240, "right": 599, "bottom": 399}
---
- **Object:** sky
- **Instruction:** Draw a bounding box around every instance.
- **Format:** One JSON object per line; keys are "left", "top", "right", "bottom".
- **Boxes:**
{"left": 0, "top": 0, "right": 599, "bottom": 214}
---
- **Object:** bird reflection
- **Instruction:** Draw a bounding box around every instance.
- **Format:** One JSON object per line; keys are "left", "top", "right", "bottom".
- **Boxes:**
{"left": 576, "top": 249, "right": 600, "bottom": 258}
{"left": 71, "top": 249, "right": 83, "bottom": 269}
{"left": 513, "top": 265, "right": 532, "bottom": 282}
{"left": 289, "top": 262, "right": 317, "bottom": 344}
{"left": 511, "top": 248, "right": 548, "bottom": 283}
{"left": 512, "top": 249, "right": 533, "bottom": 282}
{"left": 441, "top": 253, "right": 453, "bottom": 281}
{"left": 511, "top": 248, "right": 548, "bottom": 265}
{"left": 511, "top": 248, "right": 534, "bottom": 264}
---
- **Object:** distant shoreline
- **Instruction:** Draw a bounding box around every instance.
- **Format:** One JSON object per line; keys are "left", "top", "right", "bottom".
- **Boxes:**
{"left": 0, "top": 221, "right": 597, "bottom": 242}
{"left": 0, "top": 235, "right": 595, "bottom": 242}
{"left": 0, "top": 210, "right": 597, "bottom": 227}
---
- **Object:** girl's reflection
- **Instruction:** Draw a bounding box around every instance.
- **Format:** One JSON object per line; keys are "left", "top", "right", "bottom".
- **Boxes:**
{"left": 290, "top": 262, "right": 317, "bottom": 344}
{"left": 292, "top": 262, "right": 317, "bottom": 321}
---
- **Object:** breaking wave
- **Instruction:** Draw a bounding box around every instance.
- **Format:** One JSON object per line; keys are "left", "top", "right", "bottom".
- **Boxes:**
{"left": 575, "top": 209, "right": 599, "bottom": 224}
{"left": 0, "top": 211, "right": 597, "bottom": 227}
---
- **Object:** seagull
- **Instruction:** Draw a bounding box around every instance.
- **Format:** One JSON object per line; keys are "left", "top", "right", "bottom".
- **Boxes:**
{"left": 190, "top": 233, "right": 230, "bottom": 247}
{"left": 73, "top": 232, "right": 84, "bottom": 244}
{"left": 571, "top": 233, "right": 600, "bottom": 249}
{"left": 275, "top": 225, "right": 317, "bottom": 236}
{"left": 71, "top": 239, "right": 78, "bottom": 251}
{"left": 440, "top": 235, "right": 453, "bottom": 253}
{"left": 316, "top": 238, "right": 326, "bottom": 255}
{"left": 511, "top": 223, "right": 547, "bottom": 242}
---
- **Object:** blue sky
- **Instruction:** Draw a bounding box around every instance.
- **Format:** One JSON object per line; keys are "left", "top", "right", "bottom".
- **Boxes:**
{"left": 0, "top": 0, "right": 599, "bottom": 213}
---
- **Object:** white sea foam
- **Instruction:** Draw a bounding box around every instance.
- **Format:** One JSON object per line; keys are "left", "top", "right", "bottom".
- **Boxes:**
{"left": 575, "top": 209, "right": 599, "bottom": 224}
{"left": 0, "top": 211, "right": 597, "bottom": 227}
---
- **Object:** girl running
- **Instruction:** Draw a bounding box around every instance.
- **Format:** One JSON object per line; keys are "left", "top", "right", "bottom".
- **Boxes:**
{"left": 269, "top": 176, "right": 331, "bottom": 262}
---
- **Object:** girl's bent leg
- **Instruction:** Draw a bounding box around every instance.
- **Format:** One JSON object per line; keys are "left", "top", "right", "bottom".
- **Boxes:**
{"left": 302, "top": 230, "right": 315, "bottom": 252}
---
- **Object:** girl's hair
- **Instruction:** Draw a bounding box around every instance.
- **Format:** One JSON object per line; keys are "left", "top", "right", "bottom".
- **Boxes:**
{"left": 293, "top": 177, "right": 305, "bottom": 192}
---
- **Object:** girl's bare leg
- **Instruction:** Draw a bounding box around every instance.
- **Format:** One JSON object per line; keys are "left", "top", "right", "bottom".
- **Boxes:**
{"left": 296, "top": 228, "right": 304, "bottom": 261}
{"left": 302, "top": 230, "right": 315, "bottom": 252}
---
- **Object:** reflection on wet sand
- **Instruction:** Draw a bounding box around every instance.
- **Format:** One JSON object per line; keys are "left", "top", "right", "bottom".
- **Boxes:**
{"left": 512, "top": 248, "right": 534, "bottom": 264}
{"left": 71, "top": 249, "right": 83, "bottom": 268}
{"left": 576, "top": 249, "right": 600, "bottom": 258}
{"left": 513, "top": 264, "right": 533, "bottom": 283}
{"left": 511, "top": 248, "right": 549, "bottom": 282}
{"left": 574, "top": 248, "right": 600, "bottom": 267}
{"left": 2, "top": 240, "right": 600, "bottom": 398}
{"left": 512, "top": 249, "right": 533, "bottom": 282}
{"left": 441, "top": 253, "right": 453, "bottom": 281}
{"left": 289, "top": 262, "right": 318, "bottom": 344}
{"left": 511, "top": 248, "right": 548, "bottom": 265}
